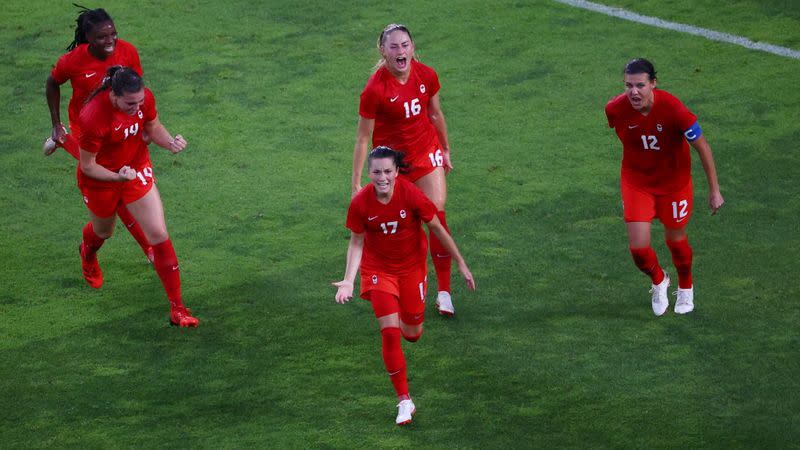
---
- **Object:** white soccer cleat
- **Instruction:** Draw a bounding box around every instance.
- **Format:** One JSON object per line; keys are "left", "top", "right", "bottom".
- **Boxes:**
{"left": 649, "top": 273, "right": 670, "bottom": 316}
{"left": 396, "top": 399, "right": 416, "bottom": 425}
{"left": 42, "top": 137, "right": 57, "bottom": 156}
{"left": 436, "top": 291, "right": 455, "bottom": 316}
{"left": 674, "top": 286, "right": 694, "bottom": 314}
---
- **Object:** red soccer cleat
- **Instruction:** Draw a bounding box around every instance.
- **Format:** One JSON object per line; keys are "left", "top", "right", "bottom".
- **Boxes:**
{"left": 79, "top": 243, "right": 103, "bottom": 289}
{"left": 170, "top": 305, "right": 199, "bottom": 328}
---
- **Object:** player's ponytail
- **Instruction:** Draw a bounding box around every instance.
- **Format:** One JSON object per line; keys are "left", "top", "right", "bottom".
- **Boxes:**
{"left": 66, "top": 5, "right": 114, "bottom": 51}
{"left": 84, "top": 65, "right": 143, "bottom": 104}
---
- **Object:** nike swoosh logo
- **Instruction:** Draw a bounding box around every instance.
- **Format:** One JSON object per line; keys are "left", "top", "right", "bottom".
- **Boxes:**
{"left": 114, "top": 125, "right": 123, "bottom": 131}
{"left": 390, "top": 96, "right": 399, "bottom": 102}
{"left": 85, "top": 72, "right": 96, "bottom": 78}
{"left": 628, "top": 124, "right": 638, "bottom": 129}
{"left": 172, "top": 265, "right": 180, "bottom": 271}
{"left": 368, "top": 216, "right": 379, "bottom": 221}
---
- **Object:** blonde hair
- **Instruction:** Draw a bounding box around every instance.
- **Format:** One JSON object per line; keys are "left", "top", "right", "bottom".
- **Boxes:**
{"left": 372, "top": 23, "right": 420, "bottom": 73}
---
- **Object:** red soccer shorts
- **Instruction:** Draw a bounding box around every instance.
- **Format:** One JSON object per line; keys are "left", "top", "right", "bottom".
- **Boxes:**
{"left": 400, "top": 141, "right": 445, "bottom": 182}
{"left": 622, "top": 179, "right": 693, "bottom": 229}
{"left": 79, "top": 166, "right": 155, "bottom": 218}
{"left": 360, "top": 266, "right": 428, "bottom": 323}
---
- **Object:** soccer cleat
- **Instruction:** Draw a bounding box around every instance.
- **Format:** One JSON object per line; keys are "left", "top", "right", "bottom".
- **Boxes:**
{"left": 170, "top": 305, "right": 199, "bottom": 328}
{"left": 42, "top": 137, "right": 57, "bottom": 156}
{"left": 396, "top": 399, "right": 416, "bottom": 425}
{"left": 79, "top": 243, "right": 103, "bottom": 288}
{"left": 145, "top": 246, "right": 155, "bottom": 265}
{"left": 436, "top": 291, "right": 455, "bottom": 316}
{"left": 674, "top": 287, "right": 694, "bottom": 314}
{"left": 649, "top": 273, "right": 670, "bottom": 316}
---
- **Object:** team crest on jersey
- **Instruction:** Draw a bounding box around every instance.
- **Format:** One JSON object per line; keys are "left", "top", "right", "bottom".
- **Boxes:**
{"left": 138, "top": 110, "right": 144, "bottom": 119}
{"left": 656, "top": 124, "right": 663, "bottom": 132}
{"left": 399, "top": 209, "right": 407, "bottom": 219}
{"left": 419, "top": 84, "right": 426, "bottom": 94}
{"left": 371, "top": 275, "right": 378, "bottom": 285}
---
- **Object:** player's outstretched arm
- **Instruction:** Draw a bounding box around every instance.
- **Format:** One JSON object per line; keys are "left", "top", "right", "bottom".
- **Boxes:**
{"left": 144, "top": 117, "right": 187, "bottom": 154}
{"left": 690, "top": 136, "right": 724, "bottom": 214}
{"left": 333, "top": 232, "right": 365, "bottom": 303}
{"left": 427, "top": 216, "right": 475, "bottom": 291}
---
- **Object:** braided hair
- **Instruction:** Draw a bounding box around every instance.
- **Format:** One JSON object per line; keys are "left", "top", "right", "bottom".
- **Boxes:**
{"left": 66, "top": 4, "right": 114, "bottom": 51}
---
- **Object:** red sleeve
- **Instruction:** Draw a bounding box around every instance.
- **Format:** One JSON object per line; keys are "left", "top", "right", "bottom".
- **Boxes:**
{"left": 120, "top": 40, "right": 144, "bottom": 76}
{"left": 358, "top": 81, "right": 379, "bottom": 120}
{"left": 345, "top": 194, "right": 366, "bottom": 233}
{"left": 426, "top": 66, "right": 441, "bottom": 97}
{"left": 142, "top": 88, "right": 157, "bottom": 122}
{"left": 669, "top": 95, "right": 697, "bottom": 131}
{"left": 130, "top": 47, "right": 143, "bottom": 76}
{"left": 604, "top": 102, "right": 615, "bottom": 128}
{"left": 50, "top": 52, "right": 74, "bottom": 85}
{"left": 79, "top": 109, "right": 105, "bottom": 154}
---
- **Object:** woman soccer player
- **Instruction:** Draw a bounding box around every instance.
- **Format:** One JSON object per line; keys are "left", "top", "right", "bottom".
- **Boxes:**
{"left": 44, "top": 6, "right": 153, "bottom": 262}
{"left": 77, "top": 66, "right": 198, "bottom": 327}
{"left": 605, "top": 58, "right": 724, "bottom": 316}
{"left": 334, "top": 146, "right": 476, "bottom": 425}
{"left": 352, "top": 23, "right": 459, "bottom": 316}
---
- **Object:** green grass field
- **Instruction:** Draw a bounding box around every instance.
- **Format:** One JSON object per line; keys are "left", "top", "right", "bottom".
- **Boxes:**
{"left": 1, "top": 0, "right": 798, "bottom": 447}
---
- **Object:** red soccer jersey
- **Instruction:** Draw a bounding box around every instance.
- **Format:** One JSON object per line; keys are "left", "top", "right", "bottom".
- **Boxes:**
{"left": 50, "top": 40, "right": 143, "bottom": 134}
{"left": 359, "top": 60, "right": 441, "bottom": 158}
{"left": 346, "top": 177, "right": 438, "bottom": 275}
{"left": 605, "top": 89, "right": 698, "bottom": 195}
{"left": 78, "top": 87, "right": 156, "bottom": 188}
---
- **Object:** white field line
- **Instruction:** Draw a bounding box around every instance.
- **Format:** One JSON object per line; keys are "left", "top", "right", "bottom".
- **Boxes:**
{"left": 553, "top": 0, "right": 800, "bottom": 60}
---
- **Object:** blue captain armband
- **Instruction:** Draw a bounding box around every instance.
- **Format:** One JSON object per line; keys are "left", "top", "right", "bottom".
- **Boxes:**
{"left": 683, "top": 121, "right": 702, "bottom": 142}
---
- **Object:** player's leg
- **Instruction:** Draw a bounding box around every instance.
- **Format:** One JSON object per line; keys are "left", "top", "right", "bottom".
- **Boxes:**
{"left": 414, "top": 165, "right": 454, "bottom": 315}
{"left": 622, "top": 180, "right": 669, "bottom": 315}
{"left": 657, "top": 182, "right": 695, "bottom": 313}
{"left": 369, "top": 289, "right": 416, "bottom": 425}
{"left": 115, "top": 204, "right": 154, "bottom": 263}
{"left": 79, "top": 186, "right": 120, "bottom": 288}
{"left": 397, "top": 268, "right": 427, "bottom": 342}
{"left": 125, "top": 184, "right": 197, "bottom": 327}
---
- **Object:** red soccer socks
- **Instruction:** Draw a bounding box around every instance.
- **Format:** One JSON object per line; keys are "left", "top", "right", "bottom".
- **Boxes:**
{"left": 152, "top": 240, "right": 182, "bottom": 304}
{"left": 666, "top": 237, "right": 693, "bottom": 289}
{"left": 79, "top": 222, "right": 105, "bottom": 288}
{"left": 629, "top": 246, "right": 665, "bottom": 285}
{"left": 381, "top": 327, "right": 409, "bottom": 399}
{"left": 152, "top": 239, "right": 198, "bottom": 327}
{"left": 429, "top": 210, "right": 452, "bottom": 293}
{"left": 115, "top": 205, "right": 153, "bottom": 263}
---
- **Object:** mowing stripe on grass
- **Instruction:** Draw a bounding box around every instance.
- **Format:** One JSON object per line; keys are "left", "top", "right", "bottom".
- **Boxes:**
{"left": 554, "top": 0, "right": 800, "bottom": 59}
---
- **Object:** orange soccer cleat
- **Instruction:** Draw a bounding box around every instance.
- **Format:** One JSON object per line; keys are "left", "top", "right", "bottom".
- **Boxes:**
{"left": 170, "top": 305, "right": 199, "bottom": 328}
{"left": 79, "top": 243, "right": 103, "bottom": 289}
